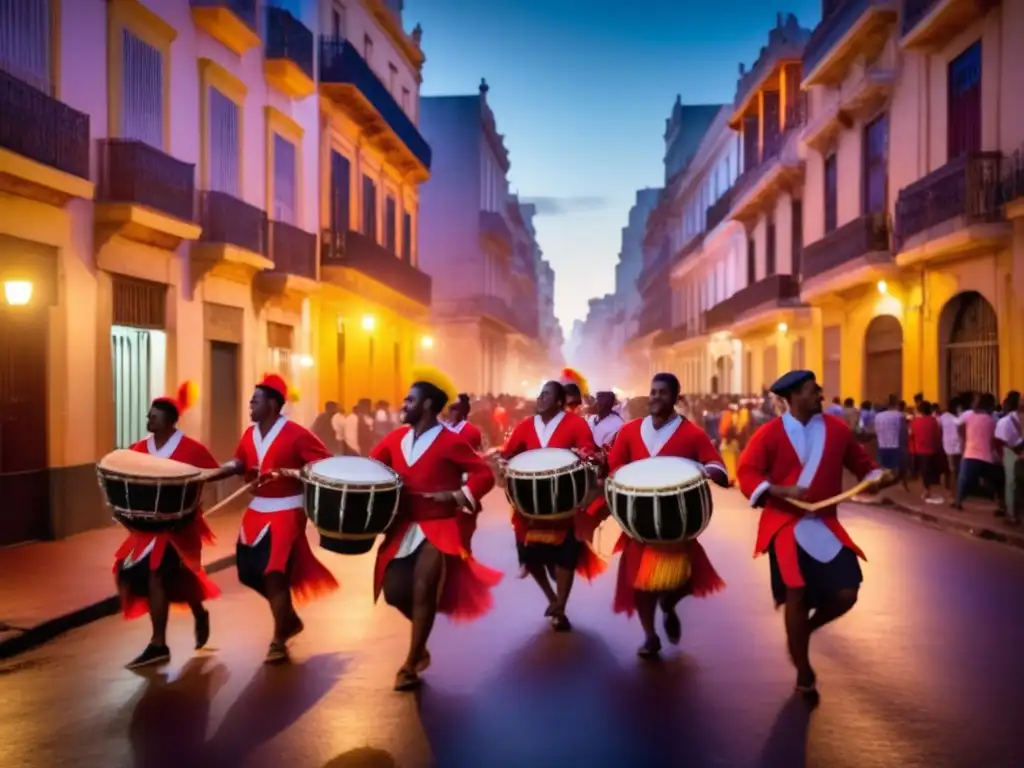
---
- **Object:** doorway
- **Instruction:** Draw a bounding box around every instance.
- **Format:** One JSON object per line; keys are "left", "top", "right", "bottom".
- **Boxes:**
{"left": 0, "top": 306, "right": 50, "bottom": 545}
{"left": 863, "top": 315, "right": 903, "bottom": 405}
{"left": 208, "top": 340, "right": 241, "bottom": 504}
{"left": 939, "top": 290, "right": 998, "bottom": 403}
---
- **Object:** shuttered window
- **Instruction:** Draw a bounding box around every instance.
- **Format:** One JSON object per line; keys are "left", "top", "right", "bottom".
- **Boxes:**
{"left": 0, "top": 0, "right": 50, "bottom": 93}
{"left": 208, "top": 87, "right": 240, "bottom": 196}
{"left": 273, "top": 134, "right": 297, "bottom": 223}
{"left": 121, "top": 30, "right": 163, "bottom": 147}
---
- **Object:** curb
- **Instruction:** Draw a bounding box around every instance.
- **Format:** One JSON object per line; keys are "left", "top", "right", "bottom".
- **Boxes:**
{"left": 0, "top": 553, "right": 237, "bottom": 661}
{"left": 851, "top": 496, "right": 1024, "bottom": 551}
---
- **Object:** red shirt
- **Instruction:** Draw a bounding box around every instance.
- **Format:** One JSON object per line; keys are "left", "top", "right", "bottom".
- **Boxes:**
{"left": 910, "top": 415, "right": 941, "bottom": 455}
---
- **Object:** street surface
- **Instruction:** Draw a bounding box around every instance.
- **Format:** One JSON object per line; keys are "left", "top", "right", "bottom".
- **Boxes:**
{"left": 1, "top": 488, "right": 1022, "bottom": 768}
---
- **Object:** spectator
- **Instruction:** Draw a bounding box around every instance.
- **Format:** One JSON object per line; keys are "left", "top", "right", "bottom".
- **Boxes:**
{"left": 955, "top": 393, "right": 1003, "bottom": 513}
{"left": 995, "top": 391, "right": 1023, "bottom": 525}
{"left": 910, "top": 401, "right": 943, "bottom": 503}
{"left": 874, "top": 396, "right": 905, "bottom": 481}
{"left": 938, "top": 397, "right": 963, "bottom": 494}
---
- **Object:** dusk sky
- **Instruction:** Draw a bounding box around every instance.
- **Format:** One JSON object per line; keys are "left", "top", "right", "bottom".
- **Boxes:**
{"left": 404, "top": 0, "right": 822, "bottom": 330}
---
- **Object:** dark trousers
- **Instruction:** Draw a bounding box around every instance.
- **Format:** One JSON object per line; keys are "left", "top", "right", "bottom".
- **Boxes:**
{"left": 955, "top": 458, "right": 1000, "bottom": 506}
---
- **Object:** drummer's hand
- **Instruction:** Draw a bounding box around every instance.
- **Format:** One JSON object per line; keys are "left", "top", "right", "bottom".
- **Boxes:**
{"left": 770, "top": 484, "right": 808, "bottom": 501}
{"left": 419, "top": 490, "right": 470, "bottom": 507}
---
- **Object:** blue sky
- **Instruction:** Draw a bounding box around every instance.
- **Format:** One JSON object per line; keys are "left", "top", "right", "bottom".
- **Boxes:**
{"left": 404, "top": 0, "right": 822, "bottom": 328}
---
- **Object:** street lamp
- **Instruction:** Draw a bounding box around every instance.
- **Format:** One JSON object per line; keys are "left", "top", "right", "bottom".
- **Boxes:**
{"left": 777, "top": 321, "right": 788, "bottom": 334}
{"left": 298, "top": 354, "right": 314, "bottom": 368}
{"left": 361, "top": 314, "right": 376, "bottom": 332}
{"left": 877, "top": 279, "right": 888, "bottom": 295}
{"left": 3, "top": 280, "right": 32, "bottom": 307}
{"left": 421, "top": 335, "right": 434, "bottom": 350}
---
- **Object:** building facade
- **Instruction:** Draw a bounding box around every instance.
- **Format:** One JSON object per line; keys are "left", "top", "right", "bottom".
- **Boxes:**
{"left": 418, "top": 81, "right": 550, "bottom": 395}
{"left": 0, "top": 0, "right": 437, "bottom": 544}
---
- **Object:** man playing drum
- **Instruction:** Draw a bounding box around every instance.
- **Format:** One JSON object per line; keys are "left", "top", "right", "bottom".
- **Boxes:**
{"left": 737, "top": 369, "right": 888, "bottom": 702}
{"left": 370, "top": 366, "right": 501, "bottom": 691}
{"left": 116, "top": 382, "right": 221, "bottom": 669}
{"left": 202, "top": 373, "right": 338, "bottom": 664}
{"left": 585, "top": 373, "right": 728, "bottom": 658}
{"left": 445, "top": 393, "right": 483, "bottom": 451}
{"left": 499, "top": 380, "right": 604, "bottom": 631}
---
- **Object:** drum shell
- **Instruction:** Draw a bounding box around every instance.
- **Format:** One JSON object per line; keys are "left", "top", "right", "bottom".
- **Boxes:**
{"left": 98, "top": 470, "right": 204, "bottom": 533}
{"left": 505, "top": 463, "right": 592, "bottom": 520}
{"left": 302, "top": 474, "right": 401, "bottom": 555}
{"left": 605, "top": 476, "right": 713, "bottom": 543}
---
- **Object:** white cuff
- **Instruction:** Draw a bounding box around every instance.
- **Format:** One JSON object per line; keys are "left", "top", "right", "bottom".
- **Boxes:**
{"left": 460, "top": 484, "right": 476, "bottom": 513}
{"left": 864, "top": 469, "right": 884, "bottom": 483}
{"left": 703, "top": 462, "right": 728, "bottom": 479}
{"left": 750, "top": 480, "right": 771, "bottom": 508}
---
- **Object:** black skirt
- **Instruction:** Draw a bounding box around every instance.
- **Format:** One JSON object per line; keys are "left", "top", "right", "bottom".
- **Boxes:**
{"left": 768, "top": 538, "right": 863, "bottom": 609}
{"left": 517, "top": 534, "right": 581, "bottom": 574}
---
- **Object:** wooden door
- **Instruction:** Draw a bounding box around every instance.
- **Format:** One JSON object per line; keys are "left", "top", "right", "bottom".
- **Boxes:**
{"left": 207, "top": 340, "right": 241, "bottom": 504}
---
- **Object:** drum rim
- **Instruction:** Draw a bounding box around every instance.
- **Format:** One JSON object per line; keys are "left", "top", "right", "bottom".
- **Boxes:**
{"left": 604, "top": 477, "right": 713, "bottom": 544}
{"left": 504, "top": 462, "right": 584, "bottom": 480}
{"left": 301, "top": 456, "right": 401, "bottom": 490}
{"left": 316, "top": 527, "right": 380, "bottom": 542}
{"left": 96, "top": 466, "right": 203, "bottom": 483}
{"left": 111, "top": 505, "right": 197, "bottom": 521}
{"left": 605, "top": 474, "right": 706, "bottom": 495}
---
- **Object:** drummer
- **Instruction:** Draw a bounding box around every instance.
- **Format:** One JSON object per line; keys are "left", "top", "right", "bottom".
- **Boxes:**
{"left": 115, "top": 382, "right": 221, "bottom": 670}
{"left": 370, "top": 366, "right": 501, "bottom": 691}
{"left": 202, "top": 373, "right": 338, "bottom": 664}
{"left": 561, "top": 367, "right": 588, "bottom": 414}
{"left": 588, "top": 389, "right": 625, "bottom": 450}
{"left": 499, "top": 380, "right": 603, "bottom": 631}
{"left": 445, "top": 393, "right": 483, "bottom": 451}
{"left": 584, "top": 372, "right": 729, "bottom": 658}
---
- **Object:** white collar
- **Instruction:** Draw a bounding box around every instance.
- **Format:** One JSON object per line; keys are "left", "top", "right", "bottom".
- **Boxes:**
{"left": 447, "top": 420, "right": 468, "bottom": 434}
{"left": 147, "top": 429, "right": 184, "bottom": 459}
{"left": 533, "top": 411, "right": 566, "bottom": 448}
{"left": 639, "top": 414, "right": 681, "bottom": 457}
{"left": 253, "top": 416, "right": 288, "bottom": 469}
{"left": 401, "top": 423, "right": 444, "bottom": 466}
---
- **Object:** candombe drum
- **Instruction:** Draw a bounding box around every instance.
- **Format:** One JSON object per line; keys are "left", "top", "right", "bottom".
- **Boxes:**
{"left": 604, "top": 456, "right": 713, "bottom": 543}
{"left": 504, "top": 447, "right": 592, "bottom": 520}
{"left": 301, "top": 456, "right": 402, "bottom": 555}
{"left": 96, "top": 449, "right": 206, "bottom": 533}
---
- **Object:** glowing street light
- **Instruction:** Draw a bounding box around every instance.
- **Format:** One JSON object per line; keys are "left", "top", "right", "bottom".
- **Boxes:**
{"left": 421, "top": 335, "right": 434, "bottom": 350}
{"left": 877, "top": 279, "right": 888, "bottom": 295}
{"left": 298, "top": 354, "right": 314, "bottom": 368}
{"left": 777, "top": 321, "right": 788, "bottom": 334}
{"left": 361, "top": 314, "right": 376, "bottom": 332}
{"left": 3, "top": 280, "right": 32, "bottom": 307}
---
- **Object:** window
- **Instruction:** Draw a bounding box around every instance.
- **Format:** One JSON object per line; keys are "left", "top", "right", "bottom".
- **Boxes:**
{"left": 330, "top": 150, "right": 351, "bottom": 234}
{"left": 402, "top": 211, "right": 412, "bottom": 263}
{"left": 824, "top": 152, "right": 838, "bottom": 234}
{"left": 863, "top": 113, "right": 888, "bottom": 214}
{"left": 388, "top": 63, "right": 398, "bottom": 92}
{"left": 362, "top": 175, "right": 377, "bottom": 240}
{"left": 401, "top": 87, "right": 410, "bottom": 112}
{"left": 363, "top": 34, "right": 373, "bottom": 63}
{"left": 791, "top": 199, "right": 803, "bottom": 277}
{"left": 385, "top": 195, "right": 397, "bottom": 253}
{"left": 273, "top": 134, "right": 297, "bottom": 223}
{"left": 208, "top": 88, "right": 240, "bottom": 196}
{"left": 746, "top": 237, "right": 756, "bottom": 286}
{"left": 765, "top": 215, "right": 776, "bottom": 277}
{"left": 0, "top": 0, "right": 51, "bottom": 92}
{"left": 122, "top": 30, "right": 164, "bottom": 147}
{"left": 948, "top": 41, "right": 981, "bottom": 160}
{"left": 331, "top": 3, "right": 345, "bottom": 38}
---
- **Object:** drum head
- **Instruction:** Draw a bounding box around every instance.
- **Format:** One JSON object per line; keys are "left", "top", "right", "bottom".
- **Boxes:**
{"left": 319, "top": 533, "right": 376, "bottom": 555}
{"left": 507, "top": 448, "right": 578, "bottom": 474}
{"left": 610, "top": 456, "right": 703, "bottom": 490}
{"left": 98, "top": 449, "right": 201, "bottom": 479}
{"left": 307, "top": 456, "right": 398, "bottom": 485}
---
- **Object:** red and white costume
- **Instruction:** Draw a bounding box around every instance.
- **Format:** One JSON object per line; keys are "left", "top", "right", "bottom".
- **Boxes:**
{"left": 588, "top": 411, "right": 625, "bottom": 450}
{"left": 736, "top": 412, "right": 881, "bottom": 589}
{"left": 113, "top": 431, "right": 221, "bottom": 619}
{"left": 501, "top": 410, "right": 606, "bottom": 580}
{"left": 446, "top": 419, "right": 483, "bottom": 452}
{"left": 371, "top": 424, "right": 501, "bottom": 621}
{"left": 586, "top": 416, "right": 727, "bottom": 616}
{"left": 234, "top": 416, "right": 339, "bottom": 601}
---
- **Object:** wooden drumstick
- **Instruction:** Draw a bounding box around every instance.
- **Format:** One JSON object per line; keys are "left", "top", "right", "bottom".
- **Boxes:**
{"left": 202, "top": 471, "right": 282, "bottom": 517}
{"left": 787, "top": 473, "right": 890, "bottom": 513}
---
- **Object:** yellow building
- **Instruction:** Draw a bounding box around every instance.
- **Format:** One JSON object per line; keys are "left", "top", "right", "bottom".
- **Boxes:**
{"left": 799, "top": 0, "right": 1024, "bottom": 404}
{"left": 315, "top": 1, "right": 433, "bottom": 412}
{"left": 0, "top": 0, "right": 320, "bottom": 543}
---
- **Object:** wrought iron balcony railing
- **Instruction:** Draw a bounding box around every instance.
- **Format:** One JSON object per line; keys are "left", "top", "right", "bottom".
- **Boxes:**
{"left": 322, "top": 228, "right": 431, "bottom": 305}
{"left": 802, "top": 212, "right": 890, "bottom": 281}
{"left": 270, "top": 220, "right": 317, "bottom": 279}
{"left": 197, "top": 190, "right": 267, "bottom": 254}
{"left": 97, "top": 139, "right": 196, "bottom": 222}
{"left": 704, "top": 273, "right": 800, "bottom": 330}
{"left": 265, "top": 6, "right": 314, "bottom": 80}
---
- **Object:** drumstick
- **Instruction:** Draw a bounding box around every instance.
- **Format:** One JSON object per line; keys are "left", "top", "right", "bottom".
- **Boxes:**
{"left": 203, "top": 479, "right": 259, "bottom": 517}
{"left": 786, "top": 477, "right": 882, "bottom": 513}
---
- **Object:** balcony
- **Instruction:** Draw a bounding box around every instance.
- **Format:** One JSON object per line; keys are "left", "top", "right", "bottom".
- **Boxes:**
{"left": 894, "top": 152, "right": 1009, "bottom": 266}
{"left": 730, "top": 15, "right": 810, "bottom": 126}
{"left": 191, "top": 191, "right": 271, "bottom": 279}
{"left": 802, "top": 0, "right": 898, "bottom": 87}
{"left": 635, "top": 295, "right": 671, "bottom": 340}
{"left": 704, "top": 274, "right": 801, "bottom": 332}
{"left": 321, "top": 228, "right": 431, "bottom": 307}
{"left": 731, "top": 101, "right": 807, "bottom": 223}
{"left": 432, "top": 295, "right": 536, "bottom": 338}
{"left": 802, "top": 51, "right": 896, "bottom": 152}
{"left": 320, "top": 37, "right": 431, "bottom": 180}
{"left": 801, "top": 213, "right": 894, "bottom": 299}
{"left": 95, "top": 140, "right": 201, "bottom": 249}
{"left": 265, "top": 7, "right": 315, "bottom": 100}
{"left": 653, "top": 318, "right": 705, "bottom": 349}
{"left": 257, "top": 220, "right": 319, "bottom": 296}
{"left": 479, "top": 210, "right": 513, "bottom": 251}
{"left": 901, "top": 0, "right": 996, "bottom": 51}
{"left": 705, "top": 188, "right": 735, "bottom": 233}
{"left": 0, "top": 68, "right": 93, "bottom": 206}
{"left": 1004, "top": 148, "right": 1024, "bottom": 220}
{"left": 637, "top": 245, "right": 672, "bottom": 295}
{"left": 190, "top": 0, "right": 260, "bottom": 56}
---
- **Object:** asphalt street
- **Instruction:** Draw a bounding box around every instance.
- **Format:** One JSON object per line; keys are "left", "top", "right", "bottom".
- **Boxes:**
{"left": 1, "top": 488, "right": 1022, "bottom": 768}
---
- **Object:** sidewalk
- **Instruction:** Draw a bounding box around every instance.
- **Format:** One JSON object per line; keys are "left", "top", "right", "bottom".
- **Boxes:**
{"left": 849, "top": 482, "right": 1024, "bottom": 550}
{"left": 0, "top": 505, "right": 244, "bottom": 659}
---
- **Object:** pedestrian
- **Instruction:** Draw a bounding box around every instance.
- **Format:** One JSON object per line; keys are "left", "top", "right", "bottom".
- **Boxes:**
{"left": 311, "top": 401, "right": 342, "bottom": 454}
{"left": 736, "top": 369, "right": 888, "bottom": 702}
{"left": 995, "top": 391, "right": 1023, "bottom": 525}
{"left": 584, "top": 373, "right": 728, "bottom": 658}
{"left": 370, "top": 367, "right": 501, "bottom": 691}
{"left": 497, "top": 380, "right": 604, "bottom": 631}
{"left": 954, "top": 393, "right": 1004, "bottom": 514}
{"left": 910, "top": 401, "right": 943, "bottom": 503}
{"left": 873, "top": 395, "right": 904, "bottom": 487}
{"left": 201, "top": 374, "right": 338, "bottom": 664}
{"left": 938, "top": 397, "right": 963, "bottom": 497}
{"left": 116, "top": 382, "right": 220, "bottom": 669}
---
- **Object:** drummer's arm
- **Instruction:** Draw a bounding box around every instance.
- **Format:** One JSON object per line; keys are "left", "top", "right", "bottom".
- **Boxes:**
{"left": 202, "top": 459, "right": 244, "bottom": 482}
{"left": 693, "top": 431, "right": 730, "bottom": 489}
{"left": 736, "top": 428, "right": 772, "bottom": 506}
{"left": 451, "top": 440, "right": 496, "bottom": 513}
